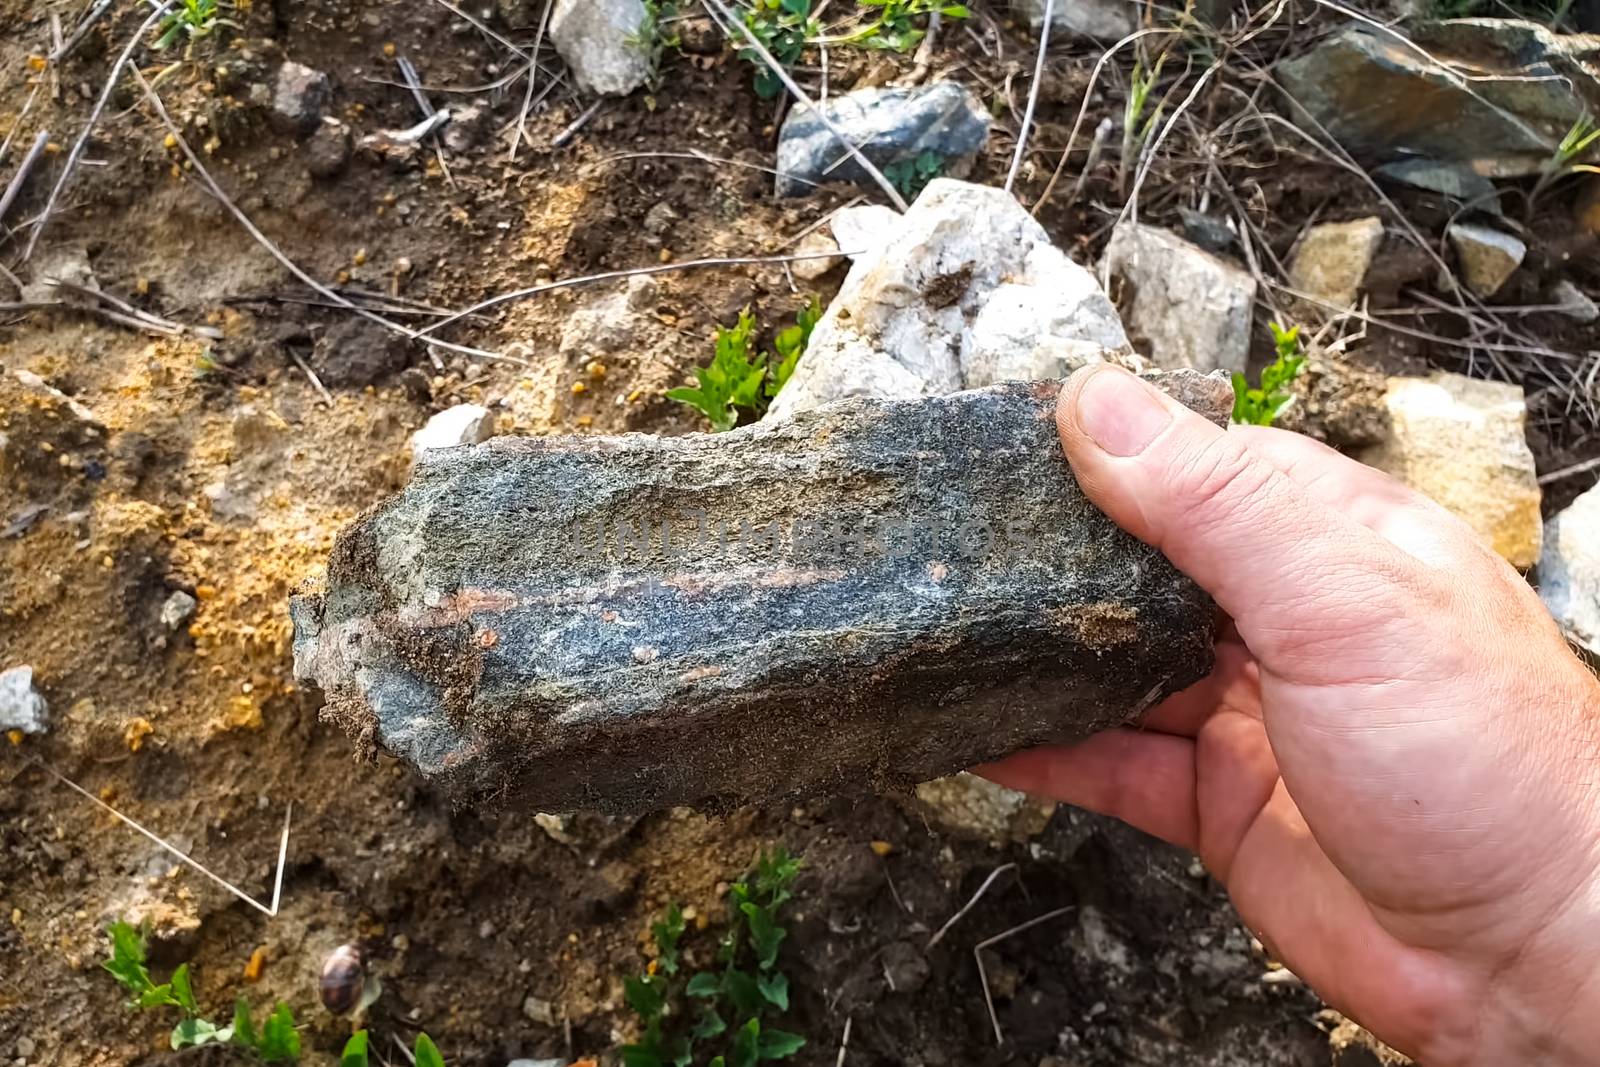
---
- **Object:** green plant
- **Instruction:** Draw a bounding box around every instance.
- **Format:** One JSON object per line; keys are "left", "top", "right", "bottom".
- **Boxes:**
{"left": 1119, "top": 54, "right": 1167, "bottom": 196}
{"left": 1530, "top": 114, "right": 1600, "bottom": 206}
{"left": 668, "top": 298, "right": 822, "bottom": 430}
{"left": 1232, "top": 323, "right": 1306, "bottom": 426}
{"left": 340, "top": 1030, "right": 447, "bottom": 1067}
{"left": 632, "top": 0, "right": 681, "bottom": 87}
{"left": 737, "top": 0, "right": 819, "bottom": 98}
{"left": 621, "top": 847, "right": 806, "bottom": 1067}
{"left": 103, "top": 920, "right": 300, "bottom": 1059}
{"left": 766, "top": 295, "right": 822, "bottom": 398}
{"left": 882, "top": 149, "right": 943, "bottom": 200}
{"left": 154, "top": 0, "right": 231, "bottom": 49}
{"left": 816, "top": 0, "right": 969, "bottom": 51}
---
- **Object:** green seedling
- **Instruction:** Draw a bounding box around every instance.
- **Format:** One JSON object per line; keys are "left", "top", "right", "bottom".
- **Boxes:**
{"left": 103, "top": 920, "right": 300, "bottom": 1059}
{"left": 1231, "top": 322, "right": 1307, "bottom": 426}
{"left": 341, "top": 1030, "right": 447, "bottom": 1067}
{"left": 1530, "top": 113, "right": 1600, "bottom": 207}
{"left": 631, "top": 0, "right": 681, "bottom": 88}
{"left": 817, "top": 0, "right": 970, "bottom": 51}
{"left": 621, "top": 847, "right": 807, "bottom": 1067}
{"left": 882, "top": 149, "right": 943, "bottom": 200}
{"left": 668, "top": 298, "right": 822, "bottom": 430}
{"left": 154, "top": 0, "right": 233, "bottom": 50}
{"left": 1119, "top": 53, "right": 1167, "bottom": 196}
{"left": 737, "top": 0, "right": 819, "bottom": 98}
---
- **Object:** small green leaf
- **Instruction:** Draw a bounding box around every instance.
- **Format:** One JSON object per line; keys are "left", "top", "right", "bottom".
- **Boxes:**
{"left": 686, "top": 971, "right": 723, "bottom": 998}
{"left": 170, "top": 963, "right": 199, "bottom": 1015}
{"left": 724, "top": 969, "right": 765, "bottom": 1017}
{"left": 104, "top": 921, "right": 156, "bottom": 999}
{"left": 652, "top": 904, "right": 686, "bottom": 976}
{"left": 257, "top": 1003, "right": 301, "bottom": 1062}
{"left": 621, "top": 1047, "right": 664, "bottom": 1067}
{"left": 170, "top": 1017, "right": 225, "bottom": 1049}
{"left": 626, "top": 975, "right": 668, "bottom": 1022}
{"left": 341, "top": 1030, "right": 371, "bottom": 1067}
{"left": 757, "top": 971, "right": 789, "bottom": 1010}
{"left": 138, "top": 983, "right": 181, "bottom": 1011}
{"left": 230, "top": 998, "right": 258, "bottom": 1048}
{"left": 693, "top": 1005, "right": 728, "bottom": 1039}
{"left": 414, "top": 1033, "right": 446, "bottom": 1067}
{"left": 758, "top": 1028, "right": 807, "bottom": 1060}
{"left": 732, "top": 1019, "right": 762, "bottom": 1067}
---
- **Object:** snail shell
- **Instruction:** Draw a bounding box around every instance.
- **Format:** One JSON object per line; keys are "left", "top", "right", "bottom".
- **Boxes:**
{"left": 319, "top": 944, "right": 365, "bottom": 1015}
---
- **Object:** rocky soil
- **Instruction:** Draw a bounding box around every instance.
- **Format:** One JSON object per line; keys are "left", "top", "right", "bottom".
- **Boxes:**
{"left": 1, "top": 0, "right": 1596, "bottom": 1064}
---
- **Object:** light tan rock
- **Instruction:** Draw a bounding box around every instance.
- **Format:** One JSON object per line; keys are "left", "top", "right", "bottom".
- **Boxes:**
{"left": 1447, "top": 222, "right": 1526, "bottom": 297}
{"left": 1288, "top": 217, "right": 1384, "bottom": 310}
{"left": 1359, "top": 372, "right": 1542, "bottom": 568}
{"left": 914, "top": 773, "right": 1055, "bottom": 844}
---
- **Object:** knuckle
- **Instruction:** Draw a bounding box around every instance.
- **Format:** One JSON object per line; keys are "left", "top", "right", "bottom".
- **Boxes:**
{"left": 1165, "top": 434, "right": 1277, "bottom": 534}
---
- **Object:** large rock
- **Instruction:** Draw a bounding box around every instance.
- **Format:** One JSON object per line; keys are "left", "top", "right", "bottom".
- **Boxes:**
{"left": 1103, "top": 222, "right": 1255, "bottom": 374}
{"left": 0, "top": 666, "right": 48, "bottom": 735}
{"left": 550, "top": 0, "right": 651, "bottom": 97}
{"left": 1359, "top": 372, "right": 1542, "bottom": 569}
{"left": 291, "top": 374, "right": 1231, "bottom": 814}
{"left": 1540, "top": 481, "right": 1600, "bottom": 655}
{"left": 1276, "top": 20, "right": 1600, "bottom": 177}
{"left": 1013, "top": 0, "right": 1139, "bottom": 39}
{"left": 768, "top": 180, "right": 1130, "bottom": 419}
{"left": 775, "top": 82, "right": 991, "bottom": 197}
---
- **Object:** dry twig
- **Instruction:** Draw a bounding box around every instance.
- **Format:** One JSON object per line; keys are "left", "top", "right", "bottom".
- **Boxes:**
{"left": 1004, "top": 0, "right": 1053, "bottom": 194}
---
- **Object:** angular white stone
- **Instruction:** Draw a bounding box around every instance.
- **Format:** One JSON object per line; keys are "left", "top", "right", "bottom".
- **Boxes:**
{"left": 1103, "top": 222, "right": 1256, "bottom": 374}
{"left": 768, "top": 179, "right": 1128, "bottom": 419}
{"left": 412, "top": 404, "right": 494, "bottom": 457}
{"left": 0, "top": 666, "right": 48, "bottom": 735}
{"left": 1540, "top": 482, "right": 1600, "bottom": 655}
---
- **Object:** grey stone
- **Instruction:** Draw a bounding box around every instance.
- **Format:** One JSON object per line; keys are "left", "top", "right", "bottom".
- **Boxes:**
{"left": 643, "top": 201, "right": 681, "bottom": 235}
{"left": 160, "top": 591, "right": 198, "bottom": 631}
{"left": 1177, "top": 208, "right": 1238, "bottom": 254}
{"left": 522, "top": 995, "right": 558, "bottom": 1026}
{"left": 0, "top": 666, "right": 48, "bottom": 735}
{"left": 1276, "top": 21, "right": 1600, "bottom": 177}
{"left": 292, "top": 373, "right": 1230, "bottom": 814}
{"left": 1540, "top": 481, "right": 1600, "bottom": 655}
{"left": 1551, "top": 280, "right": 1599, "bottom": 323}
{"left": 314, "top": 319, "right": 411, "bottom": 388}
{"left": 1013, "top": 0, "right": 1139, "bottom": 40}
{"left": 20, "top": 245, "right": 97, "bottom": 305}
{"left": 881, "top": 941, "right": 931, "bottom": 994}
{"left": 305, "top": 118, "right": 351, "bottom": 179}
{"left": 1374, "top": 158, "right": 1500, "bottom": 210}
{"left": 769, "top": 180, "right": 1129, "bottom": 420}
{"left": 411, "top": 404, "right": 495, "bottom": 457}
{"left": 1288, "top": 217, "right": 1384, "bottom": 311}
{"left": 271, "top": 61, "right": 332, "bottom": 136}
{"left": 1447, "top": 222, "right": 1525, "bottom": 297}
{"left": 1103, "top": 222, "right": 1256, "bottom": 374}
{"left": 550, "top": 0, "right": 651, "bottom": 97}
{"left": 775, "top": 82, "right": 991, "bottom": 197}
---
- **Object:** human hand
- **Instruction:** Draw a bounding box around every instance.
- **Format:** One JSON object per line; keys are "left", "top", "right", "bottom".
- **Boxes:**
{"left": 977, "top": 364, "right": 1600, "bottom": 1066}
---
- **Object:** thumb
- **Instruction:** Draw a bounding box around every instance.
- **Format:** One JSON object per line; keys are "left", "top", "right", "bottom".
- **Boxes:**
{"left": 1058, "top": 364, "right": 1423, "bottom": 678}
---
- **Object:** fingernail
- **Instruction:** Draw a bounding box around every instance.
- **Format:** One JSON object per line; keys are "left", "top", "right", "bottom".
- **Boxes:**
{"left": 1073, "top": 367, "right": 1173, "bottom": 457}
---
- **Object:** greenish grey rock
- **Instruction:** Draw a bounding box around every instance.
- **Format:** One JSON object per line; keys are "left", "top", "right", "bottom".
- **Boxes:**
{"left": 775, "top": 82, "right": 991, "bottom": 196}
{"left": 1277, "top": 20, "right": 1600, "bottom": 176}
{"left": 292, "top": 374, "right": 1230, "bottom": 814}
